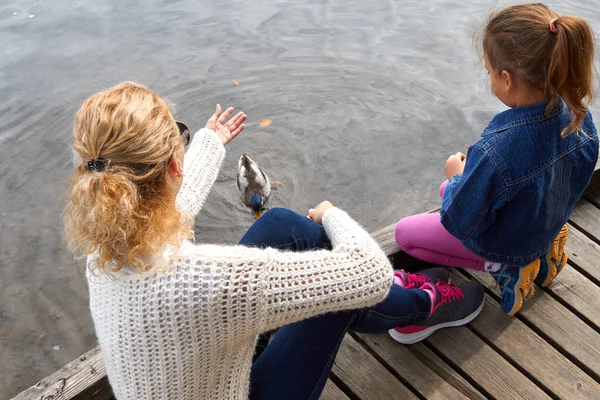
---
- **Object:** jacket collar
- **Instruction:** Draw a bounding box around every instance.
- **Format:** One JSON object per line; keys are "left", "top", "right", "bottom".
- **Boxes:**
{"left": 482, "top": 99, "right": 565, "bottom": 137}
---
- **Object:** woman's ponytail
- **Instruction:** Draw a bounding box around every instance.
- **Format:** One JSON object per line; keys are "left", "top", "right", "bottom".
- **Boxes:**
{"left": 65, "top": 166, "right": 141, "bottom": 272}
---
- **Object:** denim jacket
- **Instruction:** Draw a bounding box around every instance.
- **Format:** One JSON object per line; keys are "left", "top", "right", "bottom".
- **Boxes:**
{"left": 441, "top": 100, "right": 599, "bottom": 265}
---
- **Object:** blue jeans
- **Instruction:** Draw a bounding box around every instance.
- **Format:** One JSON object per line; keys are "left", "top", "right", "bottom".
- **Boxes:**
{"left": 241, "top": 208, "right": 431, "bottom": 400}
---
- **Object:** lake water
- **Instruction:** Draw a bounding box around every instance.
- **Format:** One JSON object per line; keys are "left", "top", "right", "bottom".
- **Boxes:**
{"left": 1, "top": 0, "right": 599, "bottom": 397}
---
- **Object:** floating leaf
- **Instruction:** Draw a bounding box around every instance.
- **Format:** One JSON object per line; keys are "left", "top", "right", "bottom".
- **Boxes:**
{"left": 259, "top": 119, "right": 272, "bottom": 127}
{"left": 232, "top": 79, "right": 239, "bottom": 86}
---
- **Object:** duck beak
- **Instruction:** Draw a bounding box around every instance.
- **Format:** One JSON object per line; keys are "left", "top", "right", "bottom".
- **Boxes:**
{"left": 253, "top": 210, "right": 263, "bottom": 219}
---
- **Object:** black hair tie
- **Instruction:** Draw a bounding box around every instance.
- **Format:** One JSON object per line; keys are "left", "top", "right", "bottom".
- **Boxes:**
{"left": 87, "top": 157, "right": 109, "bottom": 172}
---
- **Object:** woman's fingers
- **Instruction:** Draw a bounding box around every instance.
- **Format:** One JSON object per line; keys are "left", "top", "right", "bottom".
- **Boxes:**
{"left": 217, "top": 107, "right": 235, "bottom": 124}
{"left": 226, "top": 112, "right": 246, "bottom": 129}
{"left": 230, "top": 124, "right": 245, "bottom": 138}
{"left": 210, "top": 104, "right": 222, "bottom": 121}
{"left": 208, "top": 106, "right": 245, "bottom": 144}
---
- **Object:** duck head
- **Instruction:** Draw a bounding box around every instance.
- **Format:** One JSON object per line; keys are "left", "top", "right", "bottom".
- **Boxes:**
{"left": 250, "top": 193, "right": 264, "bottom": 219}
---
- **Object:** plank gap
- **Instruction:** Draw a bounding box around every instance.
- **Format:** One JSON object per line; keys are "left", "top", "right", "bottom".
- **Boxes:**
{"left": 464, "top": 324, "right": 559, "bottom": 400}
{"left": 565, "top": 258, "right": 600, "bottom": 288}
{"left": 420, "top": 340, "right": 493, "bottom": 400}
{"left": 564, "top": 222, "right": 600, "bottom": 283}
{"left": 350, "top": 332, "right": 426, "bottom": 400}
{"left": 450, "top": 271, "right": 600, "bottom": 399}
{"left": 457, "top": 269, "right": 600, "bottom": 382}
{"left": 585, "top": 191, "right": 600, "bottom": 209}
{"left": 539, "top": 283, "right": 600, "bottom": 334}
{"left": 328, "top": 372, "right": 362, "bottom": 400}
{"left": 568, "top": 218, "right": 600, "bottom": 247}
{"left": 321, "top": 379, "right": 351, "bottom": 400}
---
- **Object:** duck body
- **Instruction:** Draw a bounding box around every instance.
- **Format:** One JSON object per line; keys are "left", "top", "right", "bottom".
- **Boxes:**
{"left": 236, "top": 154, "right": 271, "bottom": 218}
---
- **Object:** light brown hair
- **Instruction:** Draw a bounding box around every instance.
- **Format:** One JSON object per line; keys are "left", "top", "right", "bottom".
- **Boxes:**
{"left": 64, "top": 82, "right": 192, "bottom": 273}
{"left": 481, "top": 3, "right": 595, "bottom": 134}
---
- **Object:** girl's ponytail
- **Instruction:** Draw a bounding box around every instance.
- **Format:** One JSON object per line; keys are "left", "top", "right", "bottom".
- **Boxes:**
{"left": 547, "top": 15, "right": 595, "bottom": 135}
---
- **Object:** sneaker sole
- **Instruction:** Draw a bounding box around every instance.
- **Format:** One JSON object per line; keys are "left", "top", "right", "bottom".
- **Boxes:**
{"left": 387, "top": 297, "right": 485, "bottom": 345}
{"left": 540, "top": 225, "right": 569, "bottom": 288}
{"left": 506, "top": 261, "right": 540, "bottom": 316}
{"left": 540, "top": 254, "right": 567, "bottom": 288}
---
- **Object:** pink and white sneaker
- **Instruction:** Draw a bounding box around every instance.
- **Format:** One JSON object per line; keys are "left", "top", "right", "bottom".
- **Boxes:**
{"left": 389, "top": 280, "right": 485, "bottom": 345}
{"left": 393, "top": 267, "right": 450, "bottom": 289}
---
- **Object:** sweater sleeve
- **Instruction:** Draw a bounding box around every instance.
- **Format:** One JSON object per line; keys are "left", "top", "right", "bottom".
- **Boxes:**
{"left": 179, "top": 208, "right": 392, "bottom": 338}
{"left": 204, "top": 207, "right": 393, "bottom": 335}
{"left": 255, "top": 208, "right": 393, "bottom": 332}
{"left": 175, "top": 128, "right": 226, "bottom": 218}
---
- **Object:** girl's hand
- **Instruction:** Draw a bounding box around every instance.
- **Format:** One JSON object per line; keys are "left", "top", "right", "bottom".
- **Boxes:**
{"left": 205, "top": 104, "right": 246, "bottom": 145}
{"left": 308, "top": 201, "right": 335, "bottom": 225}
{"left": 445, "top": 152, "right": 466, "bottom": 179}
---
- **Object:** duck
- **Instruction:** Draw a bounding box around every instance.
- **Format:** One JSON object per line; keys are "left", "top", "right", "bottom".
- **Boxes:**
{"left": 236, "top": 154, "right": 279, "bottom": 219}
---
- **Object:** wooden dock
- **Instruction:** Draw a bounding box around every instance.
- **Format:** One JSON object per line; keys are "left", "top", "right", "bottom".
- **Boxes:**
{"left": 323, "top": 189, "right": 600, "bottom": 400}
{"left": 13, "top": 175, "right": 600, "bottom": 399}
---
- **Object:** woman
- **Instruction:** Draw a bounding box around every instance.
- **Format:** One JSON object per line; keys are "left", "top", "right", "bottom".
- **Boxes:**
{"left": 64, "top": 82, "right": 484, "bottom": 400}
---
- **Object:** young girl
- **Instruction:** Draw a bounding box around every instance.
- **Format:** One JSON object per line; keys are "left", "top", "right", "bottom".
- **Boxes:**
{"left": 395, "top": 3, "right": 599, "bottom": 316}
{"left": 64, "top": 82, "right": 484, "bottom": 400}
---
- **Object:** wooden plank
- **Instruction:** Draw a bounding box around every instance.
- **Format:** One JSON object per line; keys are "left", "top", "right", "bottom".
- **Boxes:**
{"left": 566, "top": 223, "right": 600, "bottom": 282}
{"left": 584, "top": 158, "right": 600, "bottom": 195}
{"left": 451, "top": 272, "right": 600, "bottom": 399}
{"left": 549, "top": 265, "right": 600, "bottom": 328}
{"left": 321, "top": 380, "right": 350, "bottom": 400}
{"left": 371, "top": 223, "right": 400, "bottom": 256}
{"left": 569, "top": 199, "right": 600, "bottom": 241}
{"left": 463, "top": 269, "right": 600, "bottom": 378}
{"left": 332, "top": 335, "right": 418, "bottom": 400}
{"left": 356, "top": 332, "right": 485, "bottom": 400}
{"left": 11, "top": 346, "right": 113, "bottom": 400}
{"left": 427, "top": 327, "right": 550, "bottom": 399}
{"left": 587, "top": 190, "right": 600, "bottom": 208}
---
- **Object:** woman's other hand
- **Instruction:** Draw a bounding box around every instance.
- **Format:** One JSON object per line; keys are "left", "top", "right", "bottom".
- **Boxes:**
{"left": 308, "top": 201, "right": 335, "bottom": 225}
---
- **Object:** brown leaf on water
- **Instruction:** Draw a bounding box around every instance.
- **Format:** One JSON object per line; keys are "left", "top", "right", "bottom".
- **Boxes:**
{"left": 259, "top": 119, "right": 272, "bottom": 127}
{"left": 232, "top": 79, "right": 239, "bottom": 86}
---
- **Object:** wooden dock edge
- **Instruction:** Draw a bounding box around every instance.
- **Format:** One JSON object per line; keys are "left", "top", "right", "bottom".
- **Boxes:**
{"left": 11, "top": 164, "right": 600, "bottom": 400}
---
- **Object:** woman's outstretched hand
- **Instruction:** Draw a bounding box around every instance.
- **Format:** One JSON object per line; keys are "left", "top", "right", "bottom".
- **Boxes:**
{"left": 205, "top": 104, "right": 246, "bottom": 145}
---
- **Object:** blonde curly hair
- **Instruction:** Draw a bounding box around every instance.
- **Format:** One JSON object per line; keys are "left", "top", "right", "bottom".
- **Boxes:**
{"left": 64, "top": 82, "right": 193, "bottom": 273}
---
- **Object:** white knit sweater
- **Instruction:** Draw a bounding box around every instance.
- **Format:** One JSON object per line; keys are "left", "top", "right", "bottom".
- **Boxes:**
{"left": 87, "top": 128, "right": 394, "bottom": 400}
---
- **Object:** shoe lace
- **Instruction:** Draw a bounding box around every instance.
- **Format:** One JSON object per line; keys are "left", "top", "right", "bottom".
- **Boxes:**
{"left": 435, "top": 281, "right": 464, "bottom": 305}
{"left": 493, "top": 265, "right": 511, "bottom": 291}
{"left": 405, "top": 272, "right": 430, "bottom": 289}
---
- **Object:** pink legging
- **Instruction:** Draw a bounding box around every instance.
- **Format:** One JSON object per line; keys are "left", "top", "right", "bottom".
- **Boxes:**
{"left": 395, "top": 180, "right": 487, "bottom": 271}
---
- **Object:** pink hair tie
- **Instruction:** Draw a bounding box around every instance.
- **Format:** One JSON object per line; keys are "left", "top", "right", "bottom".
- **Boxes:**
{"left": 550, "top": 18, "right": 558, "bottom": 33}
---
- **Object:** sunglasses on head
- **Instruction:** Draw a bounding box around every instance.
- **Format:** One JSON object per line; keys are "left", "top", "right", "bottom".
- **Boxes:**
{"left": 176, "top": 121, "right": 191, "bottom": 147}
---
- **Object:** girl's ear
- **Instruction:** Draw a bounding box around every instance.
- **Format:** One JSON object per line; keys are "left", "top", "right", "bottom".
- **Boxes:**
{"left": 501, "top": 69, "right": 512, "bottom": 93}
